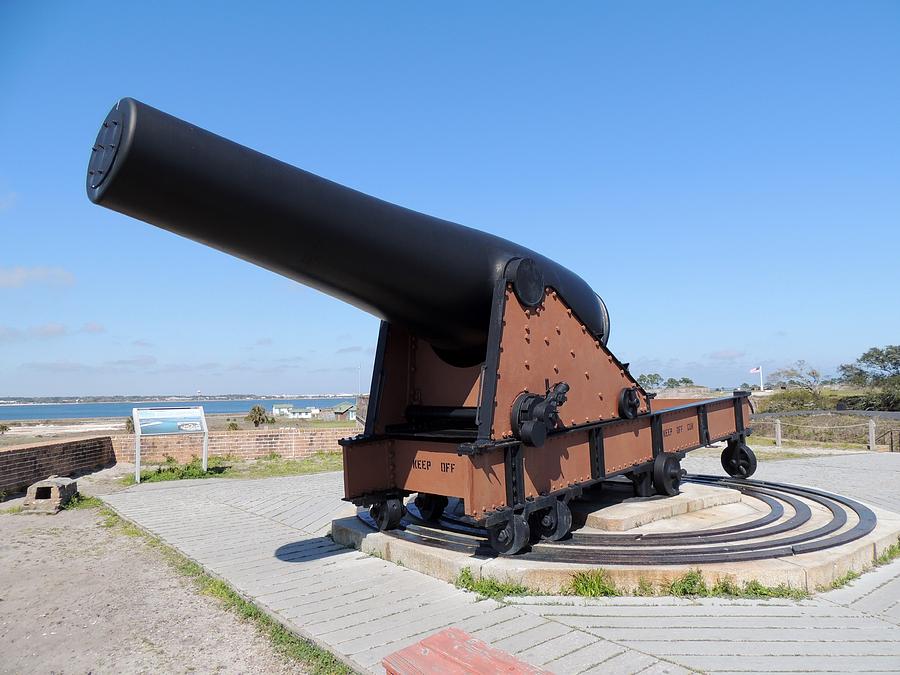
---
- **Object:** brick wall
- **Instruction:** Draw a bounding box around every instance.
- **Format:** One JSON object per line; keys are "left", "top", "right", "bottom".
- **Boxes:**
{"left": 0, "top": 437, "right": 115, "bottom": 497}
{"left": 0, "top": 427, "right": 352, "bottom": 499}
{"left": 109, "top": 427, "right": 352, "bottom": 464}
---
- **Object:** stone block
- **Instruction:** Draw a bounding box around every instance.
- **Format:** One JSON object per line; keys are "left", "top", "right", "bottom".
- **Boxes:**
{"left": 571, "top": 483, "right": 741, "bottom": 532}
{"left": 22, "top": 476, "right": 78, "bottom": 514}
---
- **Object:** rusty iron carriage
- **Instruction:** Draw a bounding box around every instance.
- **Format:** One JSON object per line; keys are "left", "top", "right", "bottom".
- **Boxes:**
{"left": 87, "top": 98, "right": 756, "bottom": 555}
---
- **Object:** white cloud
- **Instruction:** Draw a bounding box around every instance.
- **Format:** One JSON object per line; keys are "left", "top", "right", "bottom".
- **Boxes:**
{"left": 707, "top": 349, "right": 746, "bottom": 361}
{"left": 0, "top": 321, "right": 106, "bottom": 341}
{"left": 0, "top": 192, "right": 16, "bottom": 212}
{"left": 105, "top": 355, "right": 157, "bottom": 367}
{"left": 81, "top": 322, "right": 106, "bottom": 334}
{"left": 20, "top": 360, "right": 96, "bottom": 373}
{"left": 0, "top": 266, "right": 75, "bottom": 289}
{"left": 31, "top": 323, "right": 68, "bottom": 338}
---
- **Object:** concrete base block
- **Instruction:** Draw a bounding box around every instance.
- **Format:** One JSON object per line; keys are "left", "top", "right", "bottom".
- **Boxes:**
{"left": 332, "top": 516, "right": 487, "bottom": 583}
{"left": 331, "top": 499, "right": 900, "bottom": 595}
{"left": 787, "top": 505, "right": 900, "bottom": 590}
{"left": 572, "top": 483, "right": 742, "bottom": 532}
{"left": 22, "top": 476, "right": 77, "bottom": 514}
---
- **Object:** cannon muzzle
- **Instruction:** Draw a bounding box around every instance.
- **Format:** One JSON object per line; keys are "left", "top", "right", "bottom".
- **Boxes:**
{"left": 87, "top": 98, "right": 609, "bottom": 364}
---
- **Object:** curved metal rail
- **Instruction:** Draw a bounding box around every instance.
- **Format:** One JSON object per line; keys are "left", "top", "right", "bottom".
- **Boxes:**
{"left": 356, "top": 475, "right": 877, "bottom": 564}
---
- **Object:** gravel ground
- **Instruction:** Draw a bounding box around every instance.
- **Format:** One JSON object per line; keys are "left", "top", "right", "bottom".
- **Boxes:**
{"left": 0, "top": 506, "right": 302, "bottom": 674}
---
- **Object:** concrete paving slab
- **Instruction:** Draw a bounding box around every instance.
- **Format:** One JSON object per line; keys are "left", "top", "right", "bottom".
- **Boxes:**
{"left": 101, "top": 457, "right": 900, "bottom": 674}
{"left": 490, "top": 620, "right": 572, "bottom": 655}
{"left": 540, "top": 640, "right": 628, "bottom": 674}
{"left": 515, "top": 628, "right": 598, "bottom": 666}
{"left": 579, "top": 650, "right": 660, "bottom": 674}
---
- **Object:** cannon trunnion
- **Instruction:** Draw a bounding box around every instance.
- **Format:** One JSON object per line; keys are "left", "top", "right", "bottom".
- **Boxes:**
{"left": 87, "top": 98, "right": 755, "bottom": 555}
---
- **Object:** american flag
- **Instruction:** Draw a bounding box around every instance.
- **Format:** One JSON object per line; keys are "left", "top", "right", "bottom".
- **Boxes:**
{"left": 749, "top": 367, "right": 761, "bottom": 374}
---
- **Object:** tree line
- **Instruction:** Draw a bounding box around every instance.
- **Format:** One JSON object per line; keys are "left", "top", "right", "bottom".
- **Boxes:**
{"left": 755, "top": 345, "right": 899, "bottom": 412}
{"left": 635, "top": 374, "right": 695, "bottom": 389}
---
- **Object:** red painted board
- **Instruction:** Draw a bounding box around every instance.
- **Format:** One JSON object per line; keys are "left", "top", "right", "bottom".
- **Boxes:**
{"left": 382, "top": 627, "right": 551, "bottom": 674}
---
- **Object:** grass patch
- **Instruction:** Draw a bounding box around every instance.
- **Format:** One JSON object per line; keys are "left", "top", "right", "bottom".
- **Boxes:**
{"left": 62, "top": 493, "right": 103, "bottom": 510}
{"left": 811, "top": 541, "right": 899, "bottom": 592}
{"left": 455, "top": 568, "right": 531, "bottom": 600}
{"left": 712, "top": 577, "right": 808, "bottom": 600}
{"left": 754, "top": 450, "right": 830, "bottom": 461}
{"left": 122, "top": 452, "right": 343, "bottom": 485}
{"left": 875, "top": 538, "right": 900, "bottom": 566}
{"left": 636, "top": 577, "right": 655, "bottom": 597}
{"left": 819, "top": 569, "right": 861, "bottom": 592}
{"left": 99, "top": 506, "right": 350, "bottom": 674}
{"left": 549, "top": 568, "right": 810, "bottom": 599}
{"left": 229, "top": 452, "right": 343, "bottom": 480}
{"left": 667, "top": 569, "right": 808, "bottom": 599}
{"left": 669, "top": 569, "right": 708, "bottom": 597}
{"left": 568, "top": 570, "right": 620, "bottom": 597}
{"left": 122, "top": 455, "right": 230, "bottom": 485}
{"left": 1, "top": 492, "right": 103, "bottom": 514}
{"left": 754, "top": 437, "right": 869, "bottom": 452}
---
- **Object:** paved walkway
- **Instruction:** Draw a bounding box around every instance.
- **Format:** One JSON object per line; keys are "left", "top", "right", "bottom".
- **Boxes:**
{"left": 103, "top": 454, "right": 900, "bottom": 674}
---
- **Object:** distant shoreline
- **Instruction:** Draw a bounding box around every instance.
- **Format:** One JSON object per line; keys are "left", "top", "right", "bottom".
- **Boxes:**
{"left": 0, "top": 395, "right": 361, "bottom": 407}
{"left": 0, "top": 396, "right": 359, "bottom": 424}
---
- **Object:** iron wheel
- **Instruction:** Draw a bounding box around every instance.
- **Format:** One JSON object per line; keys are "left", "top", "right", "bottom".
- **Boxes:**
{"left": 536, "top": 500, "right": 573, "bottom": 541}
{"left": 488, "top": 514, "right": 530, "bottom": 555}
{"left": 370, "top": 498, "right": 405, "bottom": 531}
{"left": 414, "top": 493, "right": 448, "bottom": 522}
{"left": 721, "top": 443, "right": 758, "bottom": 478}
{"left": 631, "top": 470, "right": 654, "bottom": 498}
{"left": 653, "top": 453, "right": 683, "bottom": 496}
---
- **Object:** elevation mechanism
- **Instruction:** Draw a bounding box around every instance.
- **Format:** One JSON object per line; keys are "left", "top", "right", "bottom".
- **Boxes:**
{"left": 87, "top": 98, "right": 755, "bottom": 555}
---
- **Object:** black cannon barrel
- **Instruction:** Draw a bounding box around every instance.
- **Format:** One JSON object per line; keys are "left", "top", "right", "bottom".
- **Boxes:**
{"left": 86, "top": 98, "right": 610, "bottom": 364}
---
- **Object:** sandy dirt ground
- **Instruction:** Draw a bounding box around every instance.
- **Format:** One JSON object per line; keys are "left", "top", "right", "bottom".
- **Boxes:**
{"left": 0, "top": 506, "right": 302, "bottom": 674}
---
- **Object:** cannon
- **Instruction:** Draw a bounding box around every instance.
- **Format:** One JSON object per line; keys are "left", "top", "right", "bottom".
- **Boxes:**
{"left": 87, "top": 98, "right": 756, "bottom": 555}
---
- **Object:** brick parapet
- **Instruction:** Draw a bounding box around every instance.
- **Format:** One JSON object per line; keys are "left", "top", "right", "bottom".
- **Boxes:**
{"left": 0, "top": 427, "right": 351, "bottom": 498}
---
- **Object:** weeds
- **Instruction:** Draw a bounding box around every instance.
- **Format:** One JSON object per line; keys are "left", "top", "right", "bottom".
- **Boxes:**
{"left": 455, "top": 568, "right": 531, "bottom": 600}
{"left": 636, "top": 577, "right": 655, "bottom": 596}
{"left": 666, "top": 570, "right": 808, "bottom": 599}
{"left": 121, "top": 452, "right": 343, "bottom": 485}
{"left": 1, "top": 505, "right": 24, "bottom": 515}
{"left": 819, "top": 569, "right": 862, "bottom": 592}
{"left": 62, "top": 493, "right": 103, "bottom": 510}
{"left": 568, "top": 570, "right": 620, "bottom": 597}
{"left": 669, "top": 569, "right": 708, "bottom": 597}
{"left": 875, "top": 538, "right": 900, "bottom": 566}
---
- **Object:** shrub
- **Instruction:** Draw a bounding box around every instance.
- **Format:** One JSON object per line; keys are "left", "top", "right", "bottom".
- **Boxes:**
{"left": 756, "top": 389, "right": 824, "bottom": 413}
{"left": 835, "top": 385, "right": 900, "bottom": 412}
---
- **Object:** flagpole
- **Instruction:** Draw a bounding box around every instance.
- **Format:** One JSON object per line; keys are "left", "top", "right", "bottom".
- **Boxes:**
{"left": 759, "top": 366, "right": 764, "bottom": 392}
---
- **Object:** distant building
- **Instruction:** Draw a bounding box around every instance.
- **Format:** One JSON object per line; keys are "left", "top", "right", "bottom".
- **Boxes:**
{"left": 332, "top": 403, "right": 357, "bottom": 422}
{"left": 272, "top": 404, "right": 320, "bottom": 419}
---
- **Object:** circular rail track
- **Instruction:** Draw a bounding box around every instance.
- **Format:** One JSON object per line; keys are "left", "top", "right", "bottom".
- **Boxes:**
{"left": 356, "top": 475, "right": 877, "bottom": 564}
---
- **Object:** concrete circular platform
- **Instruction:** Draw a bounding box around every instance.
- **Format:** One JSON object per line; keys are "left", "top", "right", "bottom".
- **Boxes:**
{"left": 331, "top": 475, "right": 900, "bottom": 593}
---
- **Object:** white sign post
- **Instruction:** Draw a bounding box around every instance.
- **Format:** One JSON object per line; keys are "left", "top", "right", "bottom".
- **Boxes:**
{"left": 132, "top": 406, "right": 209, "bottom": 484}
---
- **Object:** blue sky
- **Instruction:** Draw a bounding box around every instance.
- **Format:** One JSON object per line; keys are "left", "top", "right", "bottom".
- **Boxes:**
{"left": 1, "top": 2, "right": 898, "bottom": 397}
